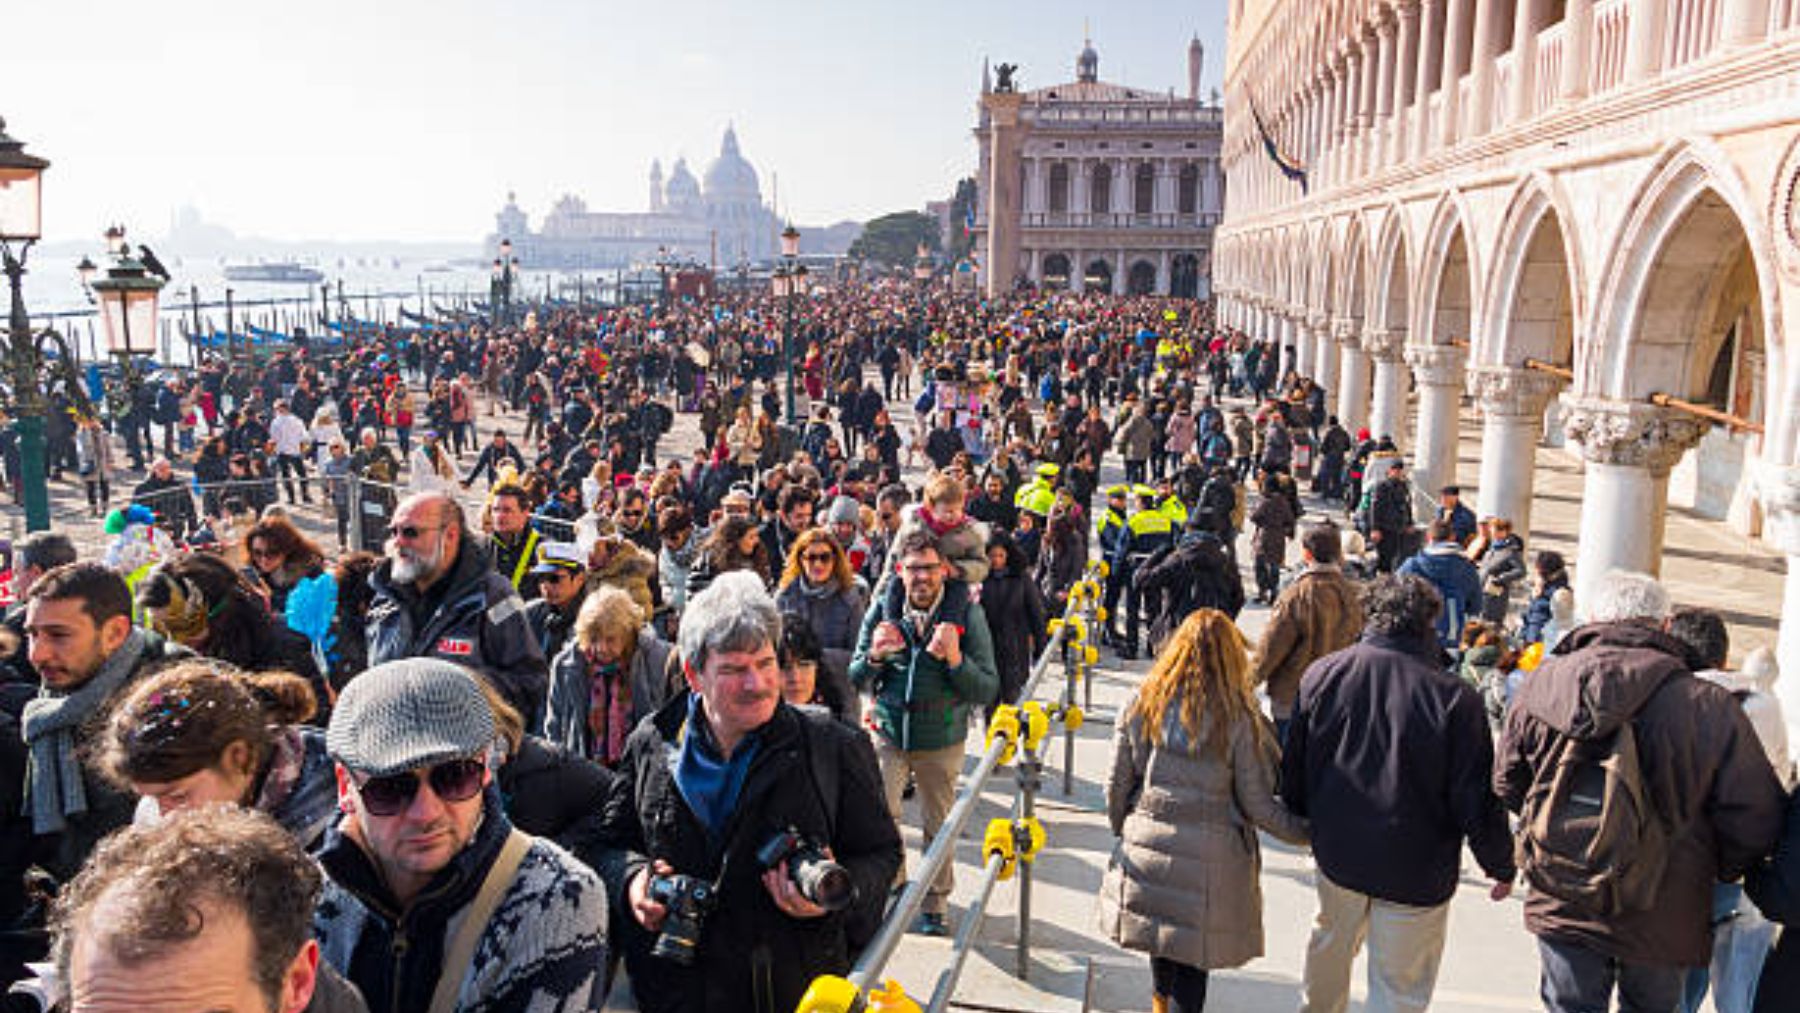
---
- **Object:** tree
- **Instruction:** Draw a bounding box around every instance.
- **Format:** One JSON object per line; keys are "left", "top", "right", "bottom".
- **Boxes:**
{"left": 847, "top": 211, "right": 941, "bottom": 270}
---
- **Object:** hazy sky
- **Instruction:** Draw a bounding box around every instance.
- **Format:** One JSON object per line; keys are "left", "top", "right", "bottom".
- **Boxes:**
{"left": 6, "top": 0, "right": 1226, "bottom": 245}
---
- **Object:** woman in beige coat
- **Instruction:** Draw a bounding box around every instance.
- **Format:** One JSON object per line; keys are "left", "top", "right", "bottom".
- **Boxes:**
{"left": 1098, "top": 608, "right": 1309, "bottom": 1012}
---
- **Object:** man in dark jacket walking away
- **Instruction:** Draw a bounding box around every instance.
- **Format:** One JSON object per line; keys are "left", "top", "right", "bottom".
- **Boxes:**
{"left": 365, "top": 492, "right": 547, "bottom": 720}
{"left": 1496, "top": 570, "right": 1784, "bottom": 1013}
{"left": 1283, "top": 574, "right": 1516, "bottom": 1013}
{"left": 596, "top": 572, "right": 901, "bottom": 1013}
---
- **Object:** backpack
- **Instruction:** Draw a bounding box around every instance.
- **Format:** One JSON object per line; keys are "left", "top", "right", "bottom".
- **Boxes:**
{"left": 1515, "top": 677, "right": 1674, "bottom": 918}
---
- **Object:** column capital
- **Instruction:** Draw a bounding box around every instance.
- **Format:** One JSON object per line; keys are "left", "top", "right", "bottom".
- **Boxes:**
{"left": 1308, "top": 312, "right": 1332, "bottom": 331}
{"left": 1394, "top": 0, "right": 1422, "bottom": 22}
{"left": 1405, "top": 343, "right": 1467, "bottom": 386}
{"left": 1560, "top": 396, "right": 1707, "bottom": 473}
{"left": 1469, "top": 366, "right": 1563, "bottom": 418}
{"left": 1751, "top": 459, "right": 1800, "bottom": 556}
{"left": 1362, "top": 328, "right": 1407, "bottom": 361}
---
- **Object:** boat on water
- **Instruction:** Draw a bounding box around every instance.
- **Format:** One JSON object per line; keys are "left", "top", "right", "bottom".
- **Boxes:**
{"left": 223, "top": 262, "right": 326, "bottom": 284}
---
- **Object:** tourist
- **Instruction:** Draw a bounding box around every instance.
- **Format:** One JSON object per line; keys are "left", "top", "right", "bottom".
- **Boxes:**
{"left": 541, "top": 584, "right": 677, "bottom": 767}
{"left": 773, "top": 528, "right": 867, "bottom": 721}
{"left": 979, "top": 530, "right": 1048, "bottom": 712}
{"left": 244, "top": 514, "right": 328, "bottom": 620}
{"left": 1099, "top": 609, "right": 1309, "bottom": 1013}
{"left": 1397, "top": 518, "right": 1484, "bottom": 650}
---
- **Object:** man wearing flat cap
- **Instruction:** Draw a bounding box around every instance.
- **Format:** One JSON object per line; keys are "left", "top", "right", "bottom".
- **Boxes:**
{"left": 314, "top": 658, "right": 607, "bottom": 1013}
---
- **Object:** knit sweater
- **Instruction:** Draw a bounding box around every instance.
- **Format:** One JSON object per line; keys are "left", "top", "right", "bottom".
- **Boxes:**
{"left": 313, "top": 792, "right": 608, "bottom": 1013}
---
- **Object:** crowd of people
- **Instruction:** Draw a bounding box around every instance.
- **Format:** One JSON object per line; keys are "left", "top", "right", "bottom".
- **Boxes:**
{"left": 0, "top": 280, "right": 1792, "bottom": 1013}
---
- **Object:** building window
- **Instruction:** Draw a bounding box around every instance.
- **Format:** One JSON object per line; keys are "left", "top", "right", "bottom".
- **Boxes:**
{"left": 1092, "top": 163, "right": 1112, "bottom": 214}
{"left": 1179, "top": 163, "right": 1199, "bottom": 214}
{"left": 1049, "top": 163, "right": 1069, "bottom": 213}
{"left": 1135, "top": 164, "right": 1155, "bottom": 214}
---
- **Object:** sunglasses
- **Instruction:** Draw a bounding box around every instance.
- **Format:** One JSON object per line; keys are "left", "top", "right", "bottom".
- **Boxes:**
{"left": 353, "top": 758, "right": 486, "bottom": 816}
{"left": 802, "top": 552, "right": 835, "bottom": 564}
{"left": 387, "top": 524, "right": 441, "bottom": 541}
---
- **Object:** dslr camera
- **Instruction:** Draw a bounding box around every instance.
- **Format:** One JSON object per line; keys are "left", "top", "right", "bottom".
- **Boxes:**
{"left": 757, "top": 826, "right": 853, "bottom": 912}
{"left": 647, "top": 872, "right": 717, "bottom": 965}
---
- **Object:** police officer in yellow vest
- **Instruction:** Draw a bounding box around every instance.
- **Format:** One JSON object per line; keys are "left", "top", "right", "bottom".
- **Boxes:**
{"left": 488, "top": 484, "right": 544, "bottom": 601}
{"left": 1095, "top": 485, "right": 1130, "bottom": 644}
{"left": 1156, "top": 476, "right": 1190, "bottom": 530}
{"left": 1013, "top": 462, "right": 1059, "bottom": 512}
{"left": 1112, "top": 485, "right": 1176, "bottom": 660}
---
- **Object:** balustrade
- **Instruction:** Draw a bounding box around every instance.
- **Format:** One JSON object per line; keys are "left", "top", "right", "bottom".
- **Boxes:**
{"left": 1666, "top": 0, "right": 1722, "bottom": 69}
{"left": 1536, "top": 22, "right": 1565, "bottom": 116}
{"left": 1592, "top": 0, "right": 1632, "bottom": 93}
{"left": 1493, "top": 53, "right": 1515, "bottom": 134}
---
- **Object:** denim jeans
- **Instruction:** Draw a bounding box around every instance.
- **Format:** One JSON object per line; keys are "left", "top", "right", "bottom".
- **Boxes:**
{"left": 1680, "top": 882, "right": 1776, "bottom": 1013}
{"left": 1539, "top": 936, "right": 1684, "bottom": 1013}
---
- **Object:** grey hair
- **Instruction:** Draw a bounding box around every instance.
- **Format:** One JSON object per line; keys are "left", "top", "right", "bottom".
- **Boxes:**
{"left": 1582, "top": 570, "right": 1669, "bottom": 624}
{"left": 1363, "top": 574, "right": 1442, "bottom": 641}
{"left": 678, "top": 570, "right": 783, "bottom": 672}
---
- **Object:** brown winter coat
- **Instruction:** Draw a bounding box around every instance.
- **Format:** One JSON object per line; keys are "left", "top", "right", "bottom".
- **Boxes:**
{"left": 1098, "top": 706, "right": 1309, "bottom": 969}
{"left": 1253, "top": 566, "right": 1364, "bottom": 718}
{"left": 1494, "top": 621, "right": 1785, "bottom": 967}
{"left": 590, "top": 539, "right": 659, "bottom": 616}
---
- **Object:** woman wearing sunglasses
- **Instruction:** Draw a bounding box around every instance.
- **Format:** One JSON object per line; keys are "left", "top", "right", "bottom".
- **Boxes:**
{"left": 773, "top": 528, "right": 868, "bottom": 725}
{"left": 94, "top": 660, "right": 338, "bottom": 850}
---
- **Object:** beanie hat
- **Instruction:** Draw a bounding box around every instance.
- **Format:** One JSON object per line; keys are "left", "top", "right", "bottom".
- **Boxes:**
{"left": 826, "top": 496, "right": 861, "bottom": 526}
{"left": 327, "top": 659, "right": 496, "bottom": 777}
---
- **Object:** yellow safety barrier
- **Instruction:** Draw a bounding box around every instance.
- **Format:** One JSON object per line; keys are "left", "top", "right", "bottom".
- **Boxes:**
{"left": 985, "top": 705, "right": 1021, "bottom": 765}
{"left": 1085, "top": 645, "right": 1100, "bottom": 666}
{"left": 867, "top": 979, "right": 923, "bottom": 1012}
{"left": 1016, "top": 817, "right": 1046, "bottom": 865}
{"left": 983, "top": 818, "right": 1018, "bottom": 880}
{"left": 1055, "top": 703, "right": 1085, "bottom": 732}
{"left": 1046, "top": 617, "right": 1064, "bottom": 637}
{"left": 794, "top": 974, "right": 860, "bottom": 1013}
{"left": 1095, "top": 605, "right": 1109, "bottom": 622}
{"left": 1019, "top": 701, "right": 1051, "bottom": 752}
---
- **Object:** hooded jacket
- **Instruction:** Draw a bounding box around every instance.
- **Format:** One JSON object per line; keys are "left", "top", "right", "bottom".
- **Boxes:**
{"left": 1397, "top": 541, "right": 1483, "bottom": 648}
{"left": 366, "top": 536, "right": 548, "bottom": 721}
{"left": 1495, "top": 621, "right": 1785, "bottom": 966}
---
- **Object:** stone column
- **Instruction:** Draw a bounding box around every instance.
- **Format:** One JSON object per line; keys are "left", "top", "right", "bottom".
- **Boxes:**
{"left": 1466, "top": 0, "right": 1502, "bottom": 136}
{"left": 1394, "top": 1, "right": 1421, "bottom": 163}
{"left": 1366, "top": 329, "right": 1410, "bottom": 445}
{"left": 1625, "top": 0, "right": 1668, "bottom": 83}
{"left": 1337, "top": 320, "right": 1373, "bottom": 434}
{"left": 1561, "top": 0, "right": 1595, "bottom": 102}
{"left": 1357, "top": 29, "right": 1380, "bottom": 177}
{"left": 1374, "top": 13, "right": 1399, "bottom": 170}
{"left": 1510, "top": 0, "right": 1544, "bottom": 124}
{"left": 981, "top": 91, "right": 1026, "bottom": 298}
{"left": 1324, "top": 64, "right": 1345, "bottom": 188}
{"left": 1470, "top": 366, "right": 1563, "bottom": 535}
{"left": 1723, "top": 0, "right": 1772, "bottom": 48}
{"left": 1561, "top": 397, "right": 1707, "bottom": 609}
{"left": 1313, "top": 321, "right": 1340, "bottom": 408}
{"left": 1414, "top": 0, "right": 1443, "bottom": 160}
{"left": 1406, "top": 344, "right": 1467, "bottom": 495}
{"left": 1295, "top": 317, "right": 1315, "bottom": 378}
{"left": 1440, "top": 0, "right": 1472, "bottom": 147}
{"left": 1751, "top": 460, "right": 1800, "bottom": 746}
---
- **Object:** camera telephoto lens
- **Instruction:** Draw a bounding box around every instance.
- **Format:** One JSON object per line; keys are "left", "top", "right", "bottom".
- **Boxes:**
{"left": 793, "top": 855, "right": 853, "bottom": 912}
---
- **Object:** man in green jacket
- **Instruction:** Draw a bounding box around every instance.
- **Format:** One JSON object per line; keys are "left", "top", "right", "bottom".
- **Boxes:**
{"left": 849, "top": 527, "right": 999, "bottom": 937}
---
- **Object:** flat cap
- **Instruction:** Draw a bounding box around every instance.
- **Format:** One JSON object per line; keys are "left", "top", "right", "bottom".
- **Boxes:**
{"left": 327, "top": 659, "right": 495, "bottom": 777}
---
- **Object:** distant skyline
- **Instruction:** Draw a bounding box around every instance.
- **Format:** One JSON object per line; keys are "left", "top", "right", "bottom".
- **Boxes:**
{"left": 6, "top": 0, "right": 1227, "bottom": 246}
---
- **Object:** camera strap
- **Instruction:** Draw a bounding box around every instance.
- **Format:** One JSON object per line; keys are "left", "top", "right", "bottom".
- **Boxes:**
{"left": 429, "top": 829, "right": 532, "bottom": 1013}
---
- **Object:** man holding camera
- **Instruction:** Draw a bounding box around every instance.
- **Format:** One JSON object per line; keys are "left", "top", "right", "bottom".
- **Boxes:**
{"left": 596, "top": 571, "right": 901, "bottom": 1013}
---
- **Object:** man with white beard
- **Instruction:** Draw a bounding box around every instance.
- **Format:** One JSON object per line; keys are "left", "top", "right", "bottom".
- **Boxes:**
{"left": 364, "top": 491, "right": 547, "bottom": 720}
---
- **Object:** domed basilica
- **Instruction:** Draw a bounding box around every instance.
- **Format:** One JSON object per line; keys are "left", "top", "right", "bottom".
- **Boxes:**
{"left": 485, "top": 125, "right": 781, "bottom": 269}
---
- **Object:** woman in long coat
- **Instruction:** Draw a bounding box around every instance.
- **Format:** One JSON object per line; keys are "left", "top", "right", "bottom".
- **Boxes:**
{"left": 1098, "top": 609, "right": 1309, "bottom": 1013}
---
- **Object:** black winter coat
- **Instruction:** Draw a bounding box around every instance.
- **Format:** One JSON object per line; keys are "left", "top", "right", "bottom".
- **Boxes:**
{"left": 595, "top": 697, "right": 902, "bottom": 1013}
{"left": 981, "top": 568, "right": 1048, "bottom": 707}
{"left": 499, "top": 736, "right": 617, "bottom": 873}
{"left": 1748, "top": 788, "right": 1800, "bottom": 1013}
{"left": 1133, "top": 531, "right": 1245, "bottom": 647}
{"left": 1283, "top": 631, "right": 1516, "bottom": 907}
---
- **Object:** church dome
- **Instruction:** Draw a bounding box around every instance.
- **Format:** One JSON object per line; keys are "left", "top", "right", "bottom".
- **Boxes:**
{"left": 665, "top": 158, "right": 702, "bottom": 209}
{"left": 704, "top": 126, "right": 761, "bottom": 201}
{"left": 1077, "top": 39, "right": 1099, "bottom": 83}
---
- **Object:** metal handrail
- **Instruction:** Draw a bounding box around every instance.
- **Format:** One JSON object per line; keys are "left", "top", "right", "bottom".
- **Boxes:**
{"left": 797, "top": 564, "right": 1105, "bottom": 1012}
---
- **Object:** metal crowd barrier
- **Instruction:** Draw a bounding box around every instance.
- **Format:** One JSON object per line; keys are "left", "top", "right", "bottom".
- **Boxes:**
{"left": 796, "top": 563, "right": 1108, "bottom": 1013}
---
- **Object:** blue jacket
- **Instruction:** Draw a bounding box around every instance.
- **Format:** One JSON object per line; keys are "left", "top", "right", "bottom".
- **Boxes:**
{"left": 1398, "top": 542, "right": 1483, "bottom": 648}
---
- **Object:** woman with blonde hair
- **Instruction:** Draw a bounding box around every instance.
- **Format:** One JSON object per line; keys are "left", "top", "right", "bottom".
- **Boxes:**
{"left": 1098, "top": 609, "right": 1309, "bottom": 1013}
{"left": 541, "top": 584, "right": 677, "bottom": 767}
{"left": 773, "top": 528, "right": 867, "bottom": 722}
{"left": 94, "top": 660, "right": 337, "bottom": 849}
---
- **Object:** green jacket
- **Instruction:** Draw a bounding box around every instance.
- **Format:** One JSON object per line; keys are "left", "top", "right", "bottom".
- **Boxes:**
{"left": 849, "top": 595, "right": 999, "bottom": 753}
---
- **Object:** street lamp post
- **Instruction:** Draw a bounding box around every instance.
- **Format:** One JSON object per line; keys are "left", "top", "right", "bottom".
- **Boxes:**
{"left": 491, "top": 238, "right": 517, "bottom": 326}
{"left": 772, "top": 225, "right": 807, "bottom": 424}
{"left": 90, "top": 226, "right": 165, "bottom": 455}
{"left": 0, "top": 117, "right": 55, "bottom": 530}
{"left": 913, "top": 241, "right": 933, "bottom": 337}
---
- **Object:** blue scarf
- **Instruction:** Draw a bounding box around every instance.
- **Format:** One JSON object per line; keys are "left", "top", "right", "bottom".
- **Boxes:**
{"left": 671, "top": 693, "right": 761, "bottom": 840}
